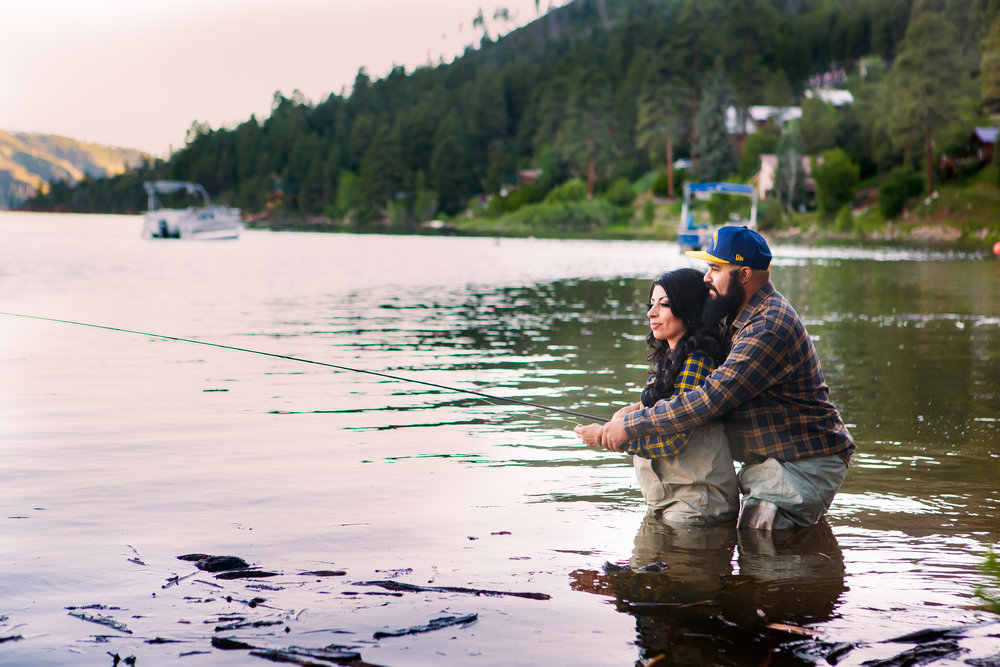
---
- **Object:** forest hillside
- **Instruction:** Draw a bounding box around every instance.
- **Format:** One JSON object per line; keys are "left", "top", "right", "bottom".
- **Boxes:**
{"left": 18, "top": 0, "right": 1000, "bottom": 245}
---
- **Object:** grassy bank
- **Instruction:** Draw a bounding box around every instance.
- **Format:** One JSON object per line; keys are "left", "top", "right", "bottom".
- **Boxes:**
{"left": 253, "top": 172, "right": 1000, "bottom": 254}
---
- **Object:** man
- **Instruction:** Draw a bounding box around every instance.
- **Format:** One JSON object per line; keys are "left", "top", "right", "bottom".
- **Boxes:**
{"left": 596, "top": 225, "right": 854, "bottom": 530}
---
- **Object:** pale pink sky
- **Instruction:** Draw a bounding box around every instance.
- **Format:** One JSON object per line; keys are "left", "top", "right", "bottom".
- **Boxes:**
{"left": 1, "top": 0, "right": 560, "bottom": 157}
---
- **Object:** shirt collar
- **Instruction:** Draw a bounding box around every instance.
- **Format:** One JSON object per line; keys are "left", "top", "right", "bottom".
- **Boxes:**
{"left": 731, "top": 281, "right": 775, "bottom": 332}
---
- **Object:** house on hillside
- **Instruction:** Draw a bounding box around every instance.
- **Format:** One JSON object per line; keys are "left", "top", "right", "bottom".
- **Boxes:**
{"left": 726, "top": 106, "right": 801, "bottom": 136}
{"left": 968, "top": 128, "right": 998, "bottom": 163}
{"left": 940, "top": 127, "right": 999, "bottom": 182}
{"left": 803, "top": 88, "right": 854, "bottom": 108}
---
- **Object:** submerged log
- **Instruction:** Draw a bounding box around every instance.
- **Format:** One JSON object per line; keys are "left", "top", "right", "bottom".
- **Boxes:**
{"left": 67, "top": 611, "right": 131, "bottom": 634}
{"left": 373, "top": 613, "right": 478, "bottom": 639}
{"left": 355, "top": 579, "right": 550, "bottom": 600}
{"left": 215, "top": 569, "right": 280, "bottom": 580}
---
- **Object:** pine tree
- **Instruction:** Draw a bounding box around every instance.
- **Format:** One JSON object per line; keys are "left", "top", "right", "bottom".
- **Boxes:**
{"left": 773, "top": 120, "right": 807, "bottom": 213}
{"left": 693, "top": 64, "right": 737, "bottom": 183}
{"left": 882, "top": 12, "right": 961, "bottom": 191}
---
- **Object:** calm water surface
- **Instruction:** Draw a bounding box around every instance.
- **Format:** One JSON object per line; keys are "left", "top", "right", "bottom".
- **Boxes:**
{"left": 1, "top": 212, "right": 998, "bottom": 666}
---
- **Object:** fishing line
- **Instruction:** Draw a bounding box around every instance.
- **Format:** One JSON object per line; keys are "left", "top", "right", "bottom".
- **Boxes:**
{"left": 0, "top": 311, "right": 607, "bottom": 423}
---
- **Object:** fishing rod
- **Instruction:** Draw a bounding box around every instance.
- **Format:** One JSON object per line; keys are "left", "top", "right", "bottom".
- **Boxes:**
{"left": 0, "top": 311, "right": 608, "bottom": 423}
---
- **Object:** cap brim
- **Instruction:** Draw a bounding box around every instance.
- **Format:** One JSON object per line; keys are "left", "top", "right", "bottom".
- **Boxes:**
{"left": 684, "top": 250, "right": 729, "bottom": 264}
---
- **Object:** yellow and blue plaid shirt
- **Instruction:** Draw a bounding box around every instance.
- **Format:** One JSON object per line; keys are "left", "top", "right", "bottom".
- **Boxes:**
{"left": 623, "top": 282, "right": 855, "bottom": 463}
{"left": 624, "top": 351, "right": 716, "bottom": 459}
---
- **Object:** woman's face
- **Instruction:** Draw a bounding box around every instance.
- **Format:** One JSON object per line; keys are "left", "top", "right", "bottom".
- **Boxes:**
{"left": 647, "top": 284, "right": 686, "bottom": 348}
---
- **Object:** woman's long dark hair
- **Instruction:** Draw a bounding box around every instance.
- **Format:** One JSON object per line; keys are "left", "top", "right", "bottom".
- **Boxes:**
{"left": 640, "top": 268, "right": 725, "bottom": 407}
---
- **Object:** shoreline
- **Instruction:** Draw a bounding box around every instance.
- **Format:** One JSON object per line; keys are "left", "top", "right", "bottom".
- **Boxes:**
{"left": 243, "top": 218, "right": 1000, "bottom": 256}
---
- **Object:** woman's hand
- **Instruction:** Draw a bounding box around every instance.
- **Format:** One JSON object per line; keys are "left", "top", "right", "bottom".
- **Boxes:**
{"left": 574, "top": 422, "right": 626, "bottom": 453}
{"left": 612, "top": 402, "right": 641, "bottom": 420}
{"left": 573, "top": 423, "right": 603, "bottom": 448}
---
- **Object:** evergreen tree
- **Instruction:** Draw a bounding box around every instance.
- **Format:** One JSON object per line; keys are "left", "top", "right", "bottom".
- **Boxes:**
{"left": 635, "top": 43, "right": 694, "bottom": 197}
{"left": 358, "top": 120, "right": 403, "bottom": 222}
{"left": 773, "top": 120, "right": 807, "bottom": 213}
{"left": 430, "top": 110, "right": 472, "bottom": 214}
{"left": 882, "top": 12, "right": 962, "bottom": 190}
{"left": 693, "top": 63, "right": 737, "bottom": 182}
{"left": 555, "top": 68, "right": 618, "bottom": 198}
{"left": 800, "top": 95, "right": 839, "bottom": 155}
{"left": 721, "top": 0, "right": 781, "bottom": 155}
{"left": 981, "top": 12, "right": 1000, "bottom": 111}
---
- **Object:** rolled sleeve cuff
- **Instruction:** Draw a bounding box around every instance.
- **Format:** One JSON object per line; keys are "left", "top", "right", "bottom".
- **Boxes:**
{"left": 624, "top": 408, "right": 651, "bottom": 439}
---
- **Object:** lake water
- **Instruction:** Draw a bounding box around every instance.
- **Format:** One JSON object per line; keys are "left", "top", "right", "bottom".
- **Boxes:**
{"left": 1, "top": 211, "right": 998, "bottom": 666}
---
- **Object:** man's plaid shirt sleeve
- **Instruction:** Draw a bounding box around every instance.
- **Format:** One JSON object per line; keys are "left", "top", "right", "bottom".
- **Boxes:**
{"left": 623, "top": 318, "right": 787, "bottom": 440}
{"left": 623, "top": 352, "right": 715, "bottom": 458}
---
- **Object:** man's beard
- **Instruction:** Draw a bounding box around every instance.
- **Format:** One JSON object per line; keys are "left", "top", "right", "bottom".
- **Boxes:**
{"left": 703, "top": 272, "right": 745, "bottom": 328}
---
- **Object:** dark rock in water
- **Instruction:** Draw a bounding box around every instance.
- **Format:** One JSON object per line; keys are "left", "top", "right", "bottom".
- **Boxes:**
{"left": 639, "top": 561, "right": 670, "bottom": 572}
{"left": 211, "top": 636, "right": 256, "bottom": 650}
{"left": 602, "top": 561, "right": 630, "bottom": 573}
{"left": 301, "top": 570, "right": 347, "bottom": 577}
{"left": 861, "top": 638, "right": 965, "bottom": 666}
{"left": 785, "top": 639, "right": 859, "bottom": 664}
{"left": 215, "top": 569, "right": 279, "bottom": 580}
{"left": 0, "top": 635, "right": 23, "bottom": 644}
{"left": 196, "top": 556, "right": 250, "bottom": 572}
{"left": 966, "top": 653, "right": 1000, "bottom": 667}
{"left": 177, "top": 553, "right": 213, "bottom": 562}
{"left": 887, "top": 624, "right": 975, "bottom": 643}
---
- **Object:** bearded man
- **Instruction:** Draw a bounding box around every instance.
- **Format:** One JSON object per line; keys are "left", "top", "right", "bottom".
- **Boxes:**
{"left": 595, "top": 225, "right": 855, "bottom": 530}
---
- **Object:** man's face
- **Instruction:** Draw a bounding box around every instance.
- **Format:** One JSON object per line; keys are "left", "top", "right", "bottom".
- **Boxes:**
{"left": 704, "top": 262, "right": 735, "bottom": 298}
{"left": 702, "top": 263, "right": 745, "bottom": 324}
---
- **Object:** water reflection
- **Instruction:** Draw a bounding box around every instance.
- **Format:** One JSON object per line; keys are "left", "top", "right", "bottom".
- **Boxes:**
{"left": 570, "top": 515, "right": 846, "bottom": 665}
{"left": 3, "top": 218, "right": 1000, "bottom": 665}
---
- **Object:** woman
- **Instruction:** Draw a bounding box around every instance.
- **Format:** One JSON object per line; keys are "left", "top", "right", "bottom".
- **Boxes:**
{"left": 574, "top": 268, "right": 738, "bottom": 524}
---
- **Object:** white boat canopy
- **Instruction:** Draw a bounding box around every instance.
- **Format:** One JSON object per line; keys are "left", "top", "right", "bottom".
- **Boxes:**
{"left": 143, "top": 180, "right": 211, "bottom": 210}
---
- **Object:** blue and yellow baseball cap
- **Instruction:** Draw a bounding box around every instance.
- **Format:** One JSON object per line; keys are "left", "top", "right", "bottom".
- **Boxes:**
{"left": 685, "top": 225, "right": 772, "bottom": 270}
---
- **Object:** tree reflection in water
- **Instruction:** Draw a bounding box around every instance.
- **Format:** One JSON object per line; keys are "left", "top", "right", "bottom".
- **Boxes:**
{"left": 570, "top": 513, "right": 846, "bottom": 666}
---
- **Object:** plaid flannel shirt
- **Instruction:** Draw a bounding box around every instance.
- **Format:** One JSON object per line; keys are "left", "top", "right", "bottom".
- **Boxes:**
{"left": 623, "top": 282, "right": 855, "bottom": 463}
{"left": 624, "top": 351, "right": 715, "bottom": 459}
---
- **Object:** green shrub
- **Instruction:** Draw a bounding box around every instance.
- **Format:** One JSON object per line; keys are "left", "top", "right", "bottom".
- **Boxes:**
{"left": 756, "top": 199, "right": 783, "bottom": 231}
{"left": 642, "top": 199, "right": 656, "bottom": 226}
{"left": 652, "top": 170, "right": 672, "bottom": 197}
{"left": 652, "top": 168, "right": 687, "bottom": 197}
{"left": 878, "top": 167, "right": 924, "bottom": 220}
{"left": 604, "top": 178, "right": 636, "bottom": 207}
{"left": 978, "top": 548, "right": 1000, "bottom": 614}
{"left": 543, "top": 178, "right": 587, "bottom": 203}
{"left": 504, "top": 199, "right": 620, "bottom": 232}
{"left": 813, "top": 148, "right": 860, "bottom": 222}
{"left": 833, "top": 205, "right": 855, "bottom": 233}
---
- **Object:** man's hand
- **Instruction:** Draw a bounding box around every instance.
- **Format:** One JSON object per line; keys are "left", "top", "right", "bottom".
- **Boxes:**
{"left": 598, "top": 418, "right": 628, "bottom": 452}
{"left": 612, "top": 402, "right": 641, "bottom": 420}
{"left": 573, "top": 423, "right": 604, "bottom": 447}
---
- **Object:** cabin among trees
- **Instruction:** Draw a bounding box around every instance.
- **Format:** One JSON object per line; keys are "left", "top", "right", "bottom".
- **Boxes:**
{"left": 968, "top": 127, "right": 998, "bottom": 163}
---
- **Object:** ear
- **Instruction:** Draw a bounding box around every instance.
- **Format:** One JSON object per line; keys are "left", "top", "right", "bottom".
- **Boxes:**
{"left": 738, "top": 266, "right": 753, "bottom": 284}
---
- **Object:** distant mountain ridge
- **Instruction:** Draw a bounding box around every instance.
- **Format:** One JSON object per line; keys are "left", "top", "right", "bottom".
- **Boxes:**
{"left": 0, "top": 130, "right": 146, "bottom": 208}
